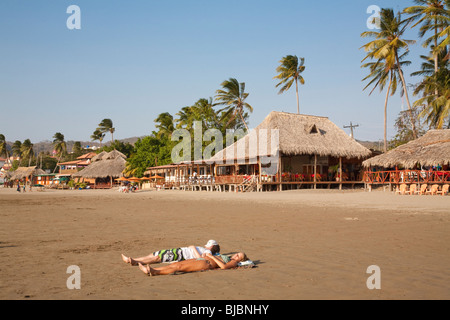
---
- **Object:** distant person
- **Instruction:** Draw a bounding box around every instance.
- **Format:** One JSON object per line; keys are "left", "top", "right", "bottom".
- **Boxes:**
{"left": 121, "top": 240, "right": 220, "bottom": 266}
{"left": 17, "top": 183, "right": 20, "bottom": 193}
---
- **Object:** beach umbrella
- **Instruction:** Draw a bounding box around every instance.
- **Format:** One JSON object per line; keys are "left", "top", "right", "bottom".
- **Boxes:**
{"left": 140, "top": 177, "right": 151, "bottom": 181}
{"left": 127, "top": 177, "right": 141, "bottom": 182}
{"left": 151, "top": 175, "right": 164, "bottom": 180}
{"left": 116, "top": 177, "right": 129, "bottom": 181}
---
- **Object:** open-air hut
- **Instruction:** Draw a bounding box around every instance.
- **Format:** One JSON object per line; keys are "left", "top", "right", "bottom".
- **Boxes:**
{"left": 74, "top": 150, "right": 127, "bottom": 189}
{"left": 362, "top": 129, "right": 450, "bottom": 187}
{"left": 208, "top": 111, "right": 372, "bottom": 189}
{"left": 9, "top": 167, "right": 46, "bottom": 186}
{"left": 363, "top": 129, "right": 450, "bottom": 169}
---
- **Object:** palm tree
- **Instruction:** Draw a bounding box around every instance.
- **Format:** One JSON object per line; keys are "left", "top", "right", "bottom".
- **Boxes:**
{"left": 176, "top": 106, "right": 196, "bottom": 131}
{"left": 273, "top": 55, "right": 306, "bottom": 114}
{"left": 97, "top": 119, "right": 115, "bottom": 145}
{"left": 90, "top": 129, "right": 105, "bottom": 147}
{"left": 20, "top": 139, "right": 34, "bottom": 167}
{"left": 362, "top": 53, "right": 410, "bottom": 152}
{"left": 413, "top": 50, "right": 450, "bottom": 128}
{"left": 361, "top": 8, "right": 418, "bottom": 139}
{"left": 215, "top": 78, "right": 253, "bottom": 131}
{"left": 52, "top": 132, "right": 67, "bottom": 173}
{"left": 154, "top": 112, "right": 175, "bottom": 138}
{"left": 0, "top": 134, "right": 10, "bottom": 164}
{"left": 12, "top": 140, "right": 22, "bottom": 158}
{"left": 404, "top": 1, "right": 447, "bottom": 73}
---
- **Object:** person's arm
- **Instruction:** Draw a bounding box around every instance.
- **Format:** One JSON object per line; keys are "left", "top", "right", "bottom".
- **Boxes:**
{"left": 205, "top": 253, "right": 238, "bottom": 270}
{"left": 201, "top": 249, "right": 212, "bottom": 258}
{"left": 188, "top": 246, "right": 202, "bottom": 259}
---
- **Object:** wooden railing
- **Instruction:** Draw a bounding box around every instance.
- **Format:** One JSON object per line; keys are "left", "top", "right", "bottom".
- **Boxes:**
{"left": 93, "top": 182, "right": 112, "bottom": 189}
{"left": 363, "top": 170, "right": 450, "bottom": 185}
{"left": 215, "top": 175, "right": 246, "bottom": 184}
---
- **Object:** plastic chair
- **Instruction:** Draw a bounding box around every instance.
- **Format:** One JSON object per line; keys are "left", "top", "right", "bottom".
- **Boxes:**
{"left": 395, "top": 184, "right": 408, "bottom": 195}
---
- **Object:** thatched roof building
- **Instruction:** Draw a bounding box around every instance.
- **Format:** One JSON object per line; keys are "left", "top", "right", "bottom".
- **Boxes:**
{"left": 208, "top": 111, "right": 371, "bottom": 162}
{"left": 363, "top": 129, "right": 450, "bottom": 169}
{"left": 9, "top": 167, "right": 46, "bottom": 180}
{"left": 75, "top": 150, "right": 126, "bottom": 179}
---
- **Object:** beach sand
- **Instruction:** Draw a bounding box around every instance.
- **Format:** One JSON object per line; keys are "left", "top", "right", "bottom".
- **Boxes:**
{"left": 0, "top": 187, "right": 449, "bottom": 300}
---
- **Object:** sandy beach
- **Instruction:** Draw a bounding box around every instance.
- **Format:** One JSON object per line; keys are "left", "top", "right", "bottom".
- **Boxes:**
{"left": 0, "top": 187, "right": 449, "bottom": 300}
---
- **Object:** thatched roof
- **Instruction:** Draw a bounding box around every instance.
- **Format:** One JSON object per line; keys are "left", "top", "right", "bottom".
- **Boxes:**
{"left": 91, "top": 150, "right": 126, "bottom": 162}
{"left": 9, "top": 167, "right": 45, "bottom": 180}
{"left": 362, "top": 129, "right": 450, "bottom": 168}
{"left": 208, "top": 111, "right": 371, "bottom": 163}
{"left": 75, "top": 150, "right": 126, "bottom": 179}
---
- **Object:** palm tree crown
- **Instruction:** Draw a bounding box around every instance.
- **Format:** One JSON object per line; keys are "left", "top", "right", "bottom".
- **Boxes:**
{"left": 91, "top": 129, "right": 105, "bottom": 147}
{"left": 273, "top": 55, "right": 306, "bottom": 114}
{"left": 21, "top": 139, "right": 34, "bottom": 167}
{"left": 97, "top": 119, "right": 115, "bottom": 145}
{"left": 215, "top": 78, "right": 253, "bottom": 131}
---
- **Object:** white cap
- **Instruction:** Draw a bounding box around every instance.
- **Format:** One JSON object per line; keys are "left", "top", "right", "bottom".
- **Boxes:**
{"left": 205, "top": 240, "right": 218, "bottom": 247}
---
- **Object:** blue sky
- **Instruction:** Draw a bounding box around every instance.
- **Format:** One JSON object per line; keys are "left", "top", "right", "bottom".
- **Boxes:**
{"left": 0, "top": 0, "right": 430, "bottom": 144}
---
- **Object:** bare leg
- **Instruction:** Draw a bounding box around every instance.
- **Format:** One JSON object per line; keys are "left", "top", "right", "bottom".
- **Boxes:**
{"left": 121, "top": 253, "right": 161, "bottom": 266}
{"left": 138, "top": 263, "right": 151, "bottom": 275}
{"left": 145, "top": 259, "right": 213, "bottom": 276}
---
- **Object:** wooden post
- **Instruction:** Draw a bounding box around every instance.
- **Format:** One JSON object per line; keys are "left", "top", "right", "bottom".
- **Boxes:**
{"left": 339, "top": 157, "right": 342, "bottom": 190}
{"left": 278, "top": 153, "right": 282, "bottom": 191}
{"left": 314, "top": 154, "right": 317, "bottom": 190}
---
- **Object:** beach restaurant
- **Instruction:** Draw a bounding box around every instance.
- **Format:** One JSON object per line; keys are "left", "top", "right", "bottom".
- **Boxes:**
{"left": 362, "top": 129, "right": 450, "bottom": 193}
{"left": 74, "top": 150, "right": 127, "bottom": 189}
{"left": 145, "top": 111, "right": 373, "bottom": 191}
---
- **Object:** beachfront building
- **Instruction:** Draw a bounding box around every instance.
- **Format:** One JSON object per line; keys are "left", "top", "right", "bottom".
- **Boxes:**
{"left": 56, "top": 152, "right": 97, "bottom": 185}
{"left": 8, "top": 166, "right": 47, "bottom": 187}
{"left": 362, "top": 129, "right": 450, "bottom": 192}
{"left": 33, "top": 173, "right": 58, "bottom": 187}
{"left": 74, "top": 150, "right": 127, "bottom": 189}
{"left": 145, "top": 111, "right": 372, "bottom": 191}
{"left": 144, "top": 161, "right": 214, "bottom": 190}
{"left": 57, "top": 152, "right": 96, "bottom": 178}
{"left": 208, "top": 111, "right": 372, "bottom": 191}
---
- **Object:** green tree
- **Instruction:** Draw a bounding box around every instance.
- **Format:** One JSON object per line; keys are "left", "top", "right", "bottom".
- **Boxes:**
{"left": 215, "top": 78, "right": 253, "bottom": 131}
{"left": 404, "top": 1, "right": 448, "bottom": 74}
{"left": 12, "top": 140, "right": 22, "bottom": 158}
{"left": 362, "top": 53, "right": 410, "bottom": 152}
{"left": 412, "top": 49, "right": 450, "bottom": 128}
{"left": 72, "top": 141, "right": 83, "bottom": 158}
{"left": 52, "top": 132, "right": 67, "bottom": 173}
{"left": 124, "top": 135, "right": 174, "bottom": 178}
{"left": 97, "top": 119, "right": 115, "bottom": 145}
{"left": 390, "top": 106, "right": 427, "bottom": 148}
{"left": 361, "top": 8, "right": 418, "bottom": 138}
{"left": 273, "top": 55, "right": 306, "bottom": 114}
{"left": 91, "top": 129, "right": 105, "bottom": 147}
{"left": 0, "top": 134, "right": 10, "bottom": 163}
{"left": 20, "top": 139, "right": 34, "bottom": 167}
{"left": 154, "top": 112, "right": 175, "bottom": 139}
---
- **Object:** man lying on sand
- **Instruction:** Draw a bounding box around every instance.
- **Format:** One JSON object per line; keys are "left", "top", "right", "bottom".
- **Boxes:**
{"left": 121, "top": 240, "right": 220, "bottom": 266}
{"left": 138, "top": 252, "right": 250, "bottom": 276}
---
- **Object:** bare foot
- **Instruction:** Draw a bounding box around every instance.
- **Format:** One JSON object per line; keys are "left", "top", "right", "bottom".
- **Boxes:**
{"left": 121, "top": 254, "right": 130, "bottom": 264}
{"left": 138, "top": 263, "right": 151, "bottom": 276}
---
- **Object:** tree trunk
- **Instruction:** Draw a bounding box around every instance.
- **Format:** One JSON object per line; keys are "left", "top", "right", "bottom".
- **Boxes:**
{"left": 53, "top": 155, "right": 62, "bottom": 173}
{"left": 239, "top": 111, "right": 249, "bottom": 132}
{"left": 383, "top": 75, "right": 393, "bottom": 153}
{"left": 434, "top": 18, "right": 439, "bottom": 97}
{"left": 295, "top": 78, "right": 300, "bottom": 114}
{"left": 396, "top": 52, "right": 417, "bottom": 139}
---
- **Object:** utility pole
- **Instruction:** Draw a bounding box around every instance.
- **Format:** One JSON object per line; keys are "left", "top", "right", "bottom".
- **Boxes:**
{"left": 344, "top": 122, "right": 359, "bottom": 139}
